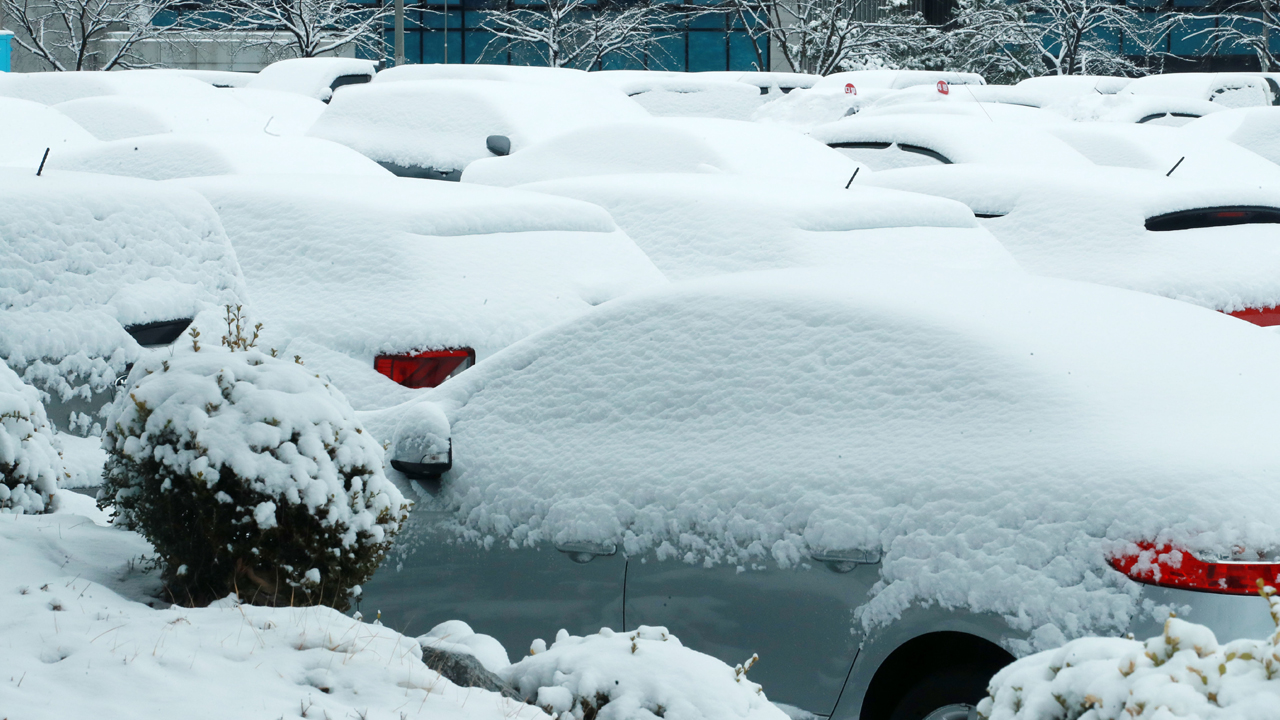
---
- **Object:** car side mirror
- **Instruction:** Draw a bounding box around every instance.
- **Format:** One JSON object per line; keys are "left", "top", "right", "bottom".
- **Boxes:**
{"left": 486, "top": 135, "right": 511, "bottom": 157}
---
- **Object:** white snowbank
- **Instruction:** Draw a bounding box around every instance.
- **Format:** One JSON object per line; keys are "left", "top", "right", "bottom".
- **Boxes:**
{"left": 981, "top": 602, "right": 1280, "bottom": 719}
{"left": 858, "top": 164, "right": 1280, "bottom": 312}
{"left": 507, "top": 626, "right": 788, "bottom": 720}
{"left": 420, "top": 267, "right": 1280, "bottom": 650}
{"left": 591, "top": 71, "right": 765, "bottom": 120}
{"left": 308, "top": 79, "right": 648, "bottom": 172}
{"left": 520, "top": 173, "right": 1015, "bottom": 280}
{"left": 0, "top": 363, "right": 65, "bottom": 514}
{"left": 174, "top": 173, "right": 665, "bottom": 409}
{"left": 1184, "top": 106, "right": 1280, "bottom": 167}
{"left": 0, "top": 70, "right": 216, "bottom": 105}
{"left": 0, "top": 511, "right": 548, "bottom": 720}
{"left": 247, "top": 57, "right": 377, "bottom": 102}
{"left": 47, "top": 133, "right": 391, "bottom": 180}
{"left": 420, "top": 619, "right": 512, "bottom": 673}
{"left": 462, "top": 117, "right": 860, "bottom": 189}
{"left": 0, "top": 97, "right": 96, "bottom": 169}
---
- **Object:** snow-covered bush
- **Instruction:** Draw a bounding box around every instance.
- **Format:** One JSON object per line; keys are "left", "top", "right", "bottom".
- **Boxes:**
{"left": 100, "top": 337, "right": 409, "bottom": 609}
{"left": 504, "top": 626, "right": 788, "bottom": 720}
{"left": 980, "top": 584, "right": 1280, "bottom": 719}
{"left": 0, "top": 362, "right": 66, "bottom": 514}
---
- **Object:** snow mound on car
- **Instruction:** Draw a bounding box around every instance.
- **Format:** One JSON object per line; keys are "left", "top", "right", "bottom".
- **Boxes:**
{"left": 1184, "top": 106, "right": 1280, "bottom": 167}
{"left": 0, "top": 97, "right": 96, "bottom": 169}
{"left": 425, "top": 268, "right": 1280, "bottom": 651}
{"left": 0, "top": 70, "right": 216, "bottom": 105}
{"left": 247, "top": 57, "right": 377, "bottom": 102}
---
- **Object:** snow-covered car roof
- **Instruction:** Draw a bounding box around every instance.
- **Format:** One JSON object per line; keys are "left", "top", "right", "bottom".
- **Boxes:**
{"left": 854, "top": 100, "right": 1069, "bottom": 126}
{"left": 812, "top": 69, "right": 985, "bottom": 92}
{"left": 1040, "top": 92, "right": 1225, "bottom": 125}
{"left": 462, "top": 117, "right": 860, "bottom": 188}
{"left": 374, "top": 63, "right": 598, "bottom": 89}
{"left": 1184, "top": 106, "right": 1280, "bottom": 167}
{"left": 307, "top": 79, "right": 649, "bottom": 177}
{"left": 519, "top": 173, "right": 1017, "bottom": 280}
{"left": 46, "top": 133, "right": 391, "bottom": 180}
{"left": 1122, "top": 72, "right": 1278, "bottom": 109}
{"left": 0, "top": 97, "right": 95, "bottom": 169}
{"left": 175, "top": 174, "right": 665, "bottom": 408}
{"left": 696, "top": 71, "right": 821, "bottom": 93}
{"left": 0, "top": 70, "right": 215, "bottom": 105}
{"left": 808, "top": 114, "right": 1091, "bottom": 169}
{"left": 750, "top": 87, "right": 886, "bottom": 131}
{"left": 118, "top": 68, "right": 257, "bottom": 89}
{"left": 417, "top": 266, "right": 1280, "bottom": 645}
{"left": 588, "top": 70, "right": 764, "bottom": 120}
{"left": 858, "top": 164, "right": 1280, "bottom": 312}
{"left": 0, "top": 168, "right": 245, "bottom": 373}
{"left": 53, "top": 88, "right": 326, "bottom": 140}
{"left": 1014, "top": 74, "right": 1132, "bottom": 96}
{"left": 865, "top": 83, "right": 1049, "bottom": 109}
{"left": 246, "top": 57, "right": 377, "bottom": 102}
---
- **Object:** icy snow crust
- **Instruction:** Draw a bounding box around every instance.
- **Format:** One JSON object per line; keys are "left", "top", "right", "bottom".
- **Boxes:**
{"left": 462, "top": 118, "right": 860, "bottom": 188}
{"left": 176, "top": 174, "right": 665, "bottom": 406}
{"left": 808, "top": 114, "right": 1091, "bottom": 167}
{"left": 48, "top": 133, "right": 391, "bottom": 180}
{"left": 0, "top": 97, "right": 96, "bottom": 169}
{"left": 419, "top": 268, "right": 1280, "bottom": 648}
{"left": 0, "top": 363, "right": 65, "bottom": 514}
{"left": 308, "top": 79, "right": 649, "bottom": 171}
{"left": 520, "top": 174, "right": 1016, "bottom": 280}
{"left": 859, "top": 164, "right": 1280, "bottom": 312}
{"left": 246, "top": 57, "right": 377, "bottom": 101}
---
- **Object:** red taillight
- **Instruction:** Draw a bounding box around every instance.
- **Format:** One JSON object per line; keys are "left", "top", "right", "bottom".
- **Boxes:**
{"left": 374, "top": 348, "right": 475, "bottom": 389}
{"left": 1213, "top": 211, "right": 1249, "bottom": 219}
{"left": 1226, "top": 306, "right": 1280, "bottom": 327}
{"left": 1109, "top": 542, "right": 1280, "bottom": 596}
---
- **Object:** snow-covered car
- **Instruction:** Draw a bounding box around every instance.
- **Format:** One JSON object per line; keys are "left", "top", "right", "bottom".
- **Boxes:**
{"left": 360, "top": 267, "right": 1280, "bottom": 720}
{"left": 1013, "top": 74, "right": 1132, "bottom": 96}
{"left": 0, "top": 168, "right": 246, "bottom": 435}
{"left": 175, "top": 173, "right": 665, "bottom": 413}
{"left": 307, "top": 79, "right": 648, "bottom": 179}
{"left": 53, "top": 88, "right": 325, "bottom": 140}
{"left": 590, "top": 70, "right": 765, "bottom": 120}
{"left": 0, "top": 70, "right": 217, "bottom": 105}
{"left": 0, "top": 96, "right": 96, "bottom": 169}
{"left": 812, "top": 69, "right": 986, "bottom": 93}
{"left": 697, "top": 71, "right": 821, "bottom": 97}
{"left": 513, "top": 173, "right": 1017, "bottom": 280}
{"left": 46, "top": 133, "right": 392, "bottom": 180}
{"left": 857, "top": 164, "right": 1280, "bottom": 324}
{"left": 461, "top": 117, "right": 860, "bottom": 188}
{"left": 1122, "top": 72, "right": 1279, "bottom": 109}
{"left": 1041, "top": 92, "right": 1225, "bottom": 126}
{"left": 246, "top": 57, "right": 377, "bottom": 102}
{"left": 808, "top": 114, "right": 1091, "bottom": 170}
{"left": 374, "top": 62, "right": 599, "bottom": 89}
{"left": 1183, "top": 106, "right": 1280, "bottom": 166}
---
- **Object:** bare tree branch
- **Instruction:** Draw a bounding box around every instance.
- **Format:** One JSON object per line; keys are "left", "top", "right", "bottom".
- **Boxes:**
{"left": 480, "top": 0, "right": 679, "bottom": 70}
{"left": 1, "top": 0, "right": 180, "bottom": 70}
{"left": 186, "top": 0, "right": 393, "bottom": 60}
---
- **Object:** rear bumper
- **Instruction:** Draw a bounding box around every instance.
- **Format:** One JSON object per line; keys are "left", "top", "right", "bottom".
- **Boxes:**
{"left": 1128, "top": 585, "right": 1277, "bottom": 642}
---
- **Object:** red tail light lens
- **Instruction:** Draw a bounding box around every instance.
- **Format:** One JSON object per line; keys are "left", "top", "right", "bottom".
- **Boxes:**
{"left": 374, "top": 348, "right": 475, "bottom": 389}
{"left": 1109, "top": 542, "right": 1280, "bottom": 596}
{"left": 1226, "top": 306, "right": 1280, "bottom": 327}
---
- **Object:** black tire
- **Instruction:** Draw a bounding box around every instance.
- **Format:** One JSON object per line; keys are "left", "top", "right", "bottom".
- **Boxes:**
{"left": 886, "top": 667, "right": 990, "bottom": 720}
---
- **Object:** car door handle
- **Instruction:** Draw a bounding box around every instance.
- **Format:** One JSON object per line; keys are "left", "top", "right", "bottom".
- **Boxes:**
{"left": 555, "top": 541, "right": 618, "bottom": 564}
{"left": 810, "top": 549, "right": 882, "bottom": 573}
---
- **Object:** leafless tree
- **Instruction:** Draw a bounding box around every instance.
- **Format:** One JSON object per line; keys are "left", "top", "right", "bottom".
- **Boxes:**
{"left": 948, "top": 0, "right": 1177, "bottom": 77}
{"left": 1195, "top": 0, "right": 1279, "bottom": 71}
{"left": 189, "top": 0, "right": 391, "bottom": 60}
{"left": 479, "top": 0, "right": 679, "bottom": 69}
{"left": 0, "top": 0, "right": 178, "bottom": 70}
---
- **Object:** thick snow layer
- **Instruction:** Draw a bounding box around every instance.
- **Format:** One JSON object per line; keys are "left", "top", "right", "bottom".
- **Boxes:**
{"left": 418, "top": 267, "right": 1280, "bottom": 648}
{"left": 1123, "top": 72, "right": 1276, "bottom": 109}
{"left": 420, "top": 620, "right": 513, "bottom": 673}
{"left": 175, "top": 174, "right": 665, "bottom": 408}
{"left": 813, "top": 69, "right": 985, "bottom": 91}
{"left": 1185, "top": 107, "right": 1280, "bottom": 167}
{"left": 0, "top": 169, "right": 246, "bottom": 405}
{"left": 375, "top": 63, "right": 598, "bottom": 89}
{"left": 57, "top": 432, "right": 107, "bottom": 488}
{"left": 808, "top": 114, "right": 1090, "bottom": 168}
{"left": 0, "top": 97, "right": 96, "bottom": 169}
{"left": 750, "top": 88, "right": 883, "bottom": 131}
{"left": 858, "top": 164, "right": 1280, "bottom": 312}
{"left": 55, "top": 93, "right": 272, "bottom": 140}
{"left": 145, "top": 68, "right": 257, "bottom": 88}
{"left": 506, "top": 626, "right": 788, "bottom": 720}
{"left": 1042, "top": 93, "right": 1224, "bottom": 125}
{"left": 221, "top": 88, "right": 327, "bottom": 135}
{"left": 462, "top": 118, "right": 860, "bottom": 189}
{"left": 981, "top": 608, "right": 1280, "bottom": 719}
{"left": 856, "top": 99, "right": 1069, "bottom": 126}
{"left": 1014, "top": 74, "right": 1132, "bottom": 96}
{"left": 0, "top": 70, "right": 216, "bottom": 105}
{"left": 0, "top": 511, "right": 548, "bottom": 720}
{"left": 308, "top": 79, "right": 648, "bottom": 172}
{"left": 0, "top": 363, "right": 65, "bottom": 514}
{"left": 698, "top": 71, "right": 820, "bottom": 93}
{"left": 591, "top": 71, "right": 766, "bottom": 120}
{"left": 247, "top": 57, "right": 377, "bottom": 102}
{"left": 47, "top": 133, "right": 391, "bottom": 180}
{"left": 520, "top": 174, "right": 1016, "bottom": 280}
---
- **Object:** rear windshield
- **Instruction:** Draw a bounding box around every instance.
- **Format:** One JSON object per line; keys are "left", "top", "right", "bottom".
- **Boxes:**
{"left": 1146, "top": 206, "right": 1280, "bottom": 232}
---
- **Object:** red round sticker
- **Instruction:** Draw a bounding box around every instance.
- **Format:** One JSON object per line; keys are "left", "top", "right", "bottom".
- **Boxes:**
{"left": 845, "top": 83, "right": 856, "bottom": 95}
{"left": 936, "top": 80, "right": 950, "bottom": 95}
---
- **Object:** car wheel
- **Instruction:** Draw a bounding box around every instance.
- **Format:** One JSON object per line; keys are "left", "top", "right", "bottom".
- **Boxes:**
{"left": 886, "top": 667, "right": 988, "bottom": 720}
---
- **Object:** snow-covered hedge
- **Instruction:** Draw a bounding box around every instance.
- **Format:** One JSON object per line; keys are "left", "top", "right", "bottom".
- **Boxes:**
{"left": 980, "top": 584, "right": 1280, "bottom": 719}
{"left": 0, "top": 362, "right": 66, "bottom": 514}
{"left": 101, "top": 343, "right": 409, "bottom": 609}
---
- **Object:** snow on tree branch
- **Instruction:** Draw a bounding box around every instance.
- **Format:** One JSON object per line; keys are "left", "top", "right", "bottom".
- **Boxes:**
{"left": 184, "top": 0, "right": 393, "bottom": 60}
{"left": 479, "top": 0, "right": 679, "bottom": 70}
{"left": 0, "top": 0, "right": 180, "bottom": 70}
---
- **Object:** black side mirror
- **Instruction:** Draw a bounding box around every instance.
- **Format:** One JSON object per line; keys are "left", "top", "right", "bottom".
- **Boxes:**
{"left": 486, "top": 135, "right": 511, "bottom": 157}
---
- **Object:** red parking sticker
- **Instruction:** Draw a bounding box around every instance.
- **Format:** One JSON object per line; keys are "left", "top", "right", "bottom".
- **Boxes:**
{"left": 936, "top": 80, "right": 950, "bottom": 95}
{"left": 845, "top": 83, "right": 856, "bottom": 95}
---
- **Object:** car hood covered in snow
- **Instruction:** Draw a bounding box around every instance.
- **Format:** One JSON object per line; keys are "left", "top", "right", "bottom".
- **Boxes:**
{"left": 416, "top": 267, "right": 1280, "bottom": 650}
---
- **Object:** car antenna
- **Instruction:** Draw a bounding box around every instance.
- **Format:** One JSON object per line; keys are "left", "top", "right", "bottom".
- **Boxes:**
{"left": 1166, "top": 156, "right": 1185, "bottom": 177}
{"left": 845, "top": 167, "right": 860, "bottom": 189}
{"left": 36, "top": 148, "right": 49, "bottom": 176}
